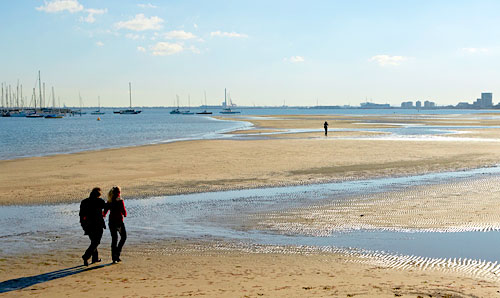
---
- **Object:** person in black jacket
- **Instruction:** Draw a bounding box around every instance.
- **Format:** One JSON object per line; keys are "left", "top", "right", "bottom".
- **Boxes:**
{"left": 79, "top": 187, "right": 106, "bottom": 266}
{"left": 324, "top": 121, "right": 329, "bottom": 136}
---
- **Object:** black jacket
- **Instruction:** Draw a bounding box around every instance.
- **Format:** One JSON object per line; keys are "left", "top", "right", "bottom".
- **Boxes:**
{"left": 79, "top": 197, "right": 106, "bottom": 233}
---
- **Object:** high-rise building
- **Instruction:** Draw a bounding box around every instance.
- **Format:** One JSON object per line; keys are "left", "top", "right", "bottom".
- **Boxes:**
{"left": 481, "top": 92, "right": 493, "bottom": 108}
{"left": 401, "top": 101, "right": 413, "bottom": 108}
{"left": 424, "top": 100, "right": 436, "bottom": 108}
{"left": 415, "top": 101, "right": 422, "bottom": 108}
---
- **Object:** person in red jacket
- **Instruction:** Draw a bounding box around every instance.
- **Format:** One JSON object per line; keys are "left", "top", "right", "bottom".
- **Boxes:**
{"left": 103, "top": 186, "right": 127, "bottom": 263}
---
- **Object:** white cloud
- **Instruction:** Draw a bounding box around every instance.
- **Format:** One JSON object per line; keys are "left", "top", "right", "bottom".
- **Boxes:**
{"left": 188, "top": 45, "right": 201, "bottom": 54}
{"left": 164, "top": 30, "right": 196, "bottom": 40}
{"left": 125, "top": 33, "right": 143, "bottom": 40}
{"left": 462, "top": 47, "right": 489, "bottom": 54}
{"left": 137, "top": 46, "right": 146, "bottom": 52}
{"left": 369, "top": 55, "right": 409, "bottom": 66}
{"left": 193, "top": 23, "right": 198, "bottom": 29}
{"left": 290, "top": 56, "right": 305, "bottom": 63}
{"left": 210, "top": 31, "right": 248, "bottom": 38}
{"left": 83, "top": 8, "right": 107, "bottom": 23}
{"left": 138, "top": 3, "right": 157, "bottom": 9}
{"left": 36, "top": 0, "right": 84, "bottom": 13}
{"left": 115, "top": 14, "right": 164, "bottom": 31}
{"left": 96, "top": 41, "right": 104, "bottom": 47}
{"left": 150, "top": 42, "right": 183, "bottom": 56}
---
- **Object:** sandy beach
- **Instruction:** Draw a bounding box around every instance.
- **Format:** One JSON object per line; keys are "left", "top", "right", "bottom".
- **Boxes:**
{"left": 3, "top": 113, "right": 500, "bottom": 297}
{"left": 2, "top": 241, "right": 499, "bottom": 298}
{"left": 3, "top": 114, "right": 500, "bottom": 206}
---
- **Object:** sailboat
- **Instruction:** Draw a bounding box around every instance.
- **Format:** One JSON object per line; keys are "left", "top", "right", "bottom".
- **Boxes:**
{"left": 170, "top": 94, "right": 182, "bottom": 114}
{"left": 180, "top": 94, "right": 194, "bottom": 115}
{"left": 219, "top": 88, "right": 240, "bottom": 114}
{"left": 91, "top": 96, "right": 105, "bottom": 115}
{"left": 45, "top": 87, "right": 64, "bottom": 118}
{"left": 170, "top": 94, "right": 193, "bottom": 114}
{"left": 196, "top": 91, "right": 212, "bottom": 114}
{"left": 26, "top": 71, "right": 44, "bottom": 118}
{"left": 73, "top": 92, "right": 87, "bottom": 115}
{"left": 118, "top": 82, "right": 141, "bottom": 114}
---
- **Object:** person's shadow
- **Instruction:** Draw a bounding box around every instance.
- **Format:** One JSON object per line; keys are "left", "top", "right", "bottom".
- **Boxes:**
{"left": 0, "top": 263, "right": 113, "bottom": 293}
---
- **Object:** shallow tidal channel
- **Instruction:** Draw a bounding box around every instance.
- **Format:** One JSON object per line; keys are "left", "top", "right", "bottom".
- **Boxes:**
{"left": 2, "top": 166, "right": 500, "bottom": 266}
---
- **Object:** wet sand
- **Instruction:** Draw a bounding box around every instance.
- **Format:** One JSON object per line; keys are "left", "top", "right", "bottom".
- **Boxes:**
{"left": 255, "top": 176, "right": 500, "bottom": 235}
{"left": 3, "top": 114, "right": 500, "bottom": 205}
{"left": 1, "top": 241, "right": 499, "bottom": 298}
{"left": 3, "top": 113, "right": 500, "bottom": 297}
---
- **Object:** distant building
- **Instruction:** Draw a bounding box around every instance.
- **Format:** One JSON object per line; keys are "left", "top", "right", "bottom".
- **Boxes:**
{"left": 360, "top": 102, "right": 391, "bottom": 109}
{"left": 401, "top": 101, "right": 413, "bottom": 108}
{"left": 424, "top": 100, "right": 436, "bottom": 108}
{"left": 415, "top": 101, "right": 422, "bottom": 108}
{"left": 456, "top": 102, "right": 471, "bottom": 109}
{"left": 470, "top": 92, "right": 493, "bottom": 109}
{"left": 481, "top": 92, "right": 493, "bottom": 108}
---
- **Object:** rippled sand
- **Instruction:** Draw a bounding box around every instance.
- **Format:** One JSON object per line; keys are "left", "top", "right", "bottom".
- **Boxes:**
{"left": 2, "top": 240, "right": 499, "bottom": 298}
{"left": 255, "top": 176, "right": 500, "bottom": 235}
{"left": 4, "top": 113, "right": 500, "bottom": 296}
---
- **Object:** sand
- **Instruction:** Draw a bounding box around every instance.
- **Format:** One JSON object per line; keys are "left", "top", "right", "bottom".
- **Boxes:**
{"left": 4, "top": 114, "right": 500, "bottom": 205}
{"left": 1, "top": 241, "right": 499, "bottom": 298}
{"left": 255, "top": 176, "right": 500, "bottom": 234}
{"left": 3, "top": 113, "right": 500, "bottom": 297}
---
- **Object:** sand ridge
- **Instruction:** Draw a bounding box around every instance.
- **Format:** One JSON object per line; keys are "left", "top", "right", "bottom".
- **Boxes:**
{"left": 4, "top": 114, "right": 500, "bottom": 205}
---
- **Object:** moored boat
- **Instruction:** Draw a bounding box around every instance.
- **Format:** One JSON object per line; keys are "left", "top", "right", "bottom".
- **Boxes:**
{"left": 118, "top": 83, "right": 141, "bottom": 114}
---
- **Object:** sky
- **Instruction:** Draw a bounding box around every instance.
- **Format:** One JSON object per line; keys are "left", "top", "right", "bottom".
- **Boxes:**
{"left": 2, "top": 0, "right": 500, "bottom": 107}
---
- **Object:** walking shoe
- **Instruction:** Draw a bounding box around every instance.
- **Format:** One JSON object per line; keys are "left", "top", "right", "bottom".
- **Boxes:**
{"left": 82, "top": 256, "right": 89, "bottom": 266}
{"left": 91, "top": 259, "right": 102, "bottom": 264}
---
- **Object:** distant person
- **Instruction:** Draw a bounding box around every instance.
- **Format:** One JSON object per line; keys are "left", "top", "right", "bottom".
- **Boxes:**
{"left": 79, "top": 187, "right": 106, "bottom": 266}
{"left": 324, "top": 121, "right": 329, "bottom": 136}
{"left": 104, "top": 186, "right": 127, "bottom": 263}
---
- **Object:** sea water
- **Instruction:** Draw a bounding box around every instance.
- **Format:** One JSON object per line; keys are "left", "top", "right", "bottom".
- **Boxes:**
{"left": 0, "top": 108, "right": 250, "bottom": 160}
{"left": 0, "top": 107, "right": 496, "bottom": 160}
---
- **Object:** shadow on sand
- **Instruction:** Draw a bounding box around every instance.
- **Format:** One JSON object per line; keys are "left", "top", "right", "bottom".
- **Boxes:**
{"left": 0, "top": 263, "right": 113, "bottom": 293}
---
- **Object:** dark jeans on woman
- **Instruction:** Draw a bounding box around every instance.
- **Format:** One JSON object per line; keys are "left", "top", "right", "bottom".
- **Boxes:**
{"left": 110, "top": 222, "right": 127, "bottom": 261}
{"left": 83, "top": 228, "right": 103, "bottom": 262}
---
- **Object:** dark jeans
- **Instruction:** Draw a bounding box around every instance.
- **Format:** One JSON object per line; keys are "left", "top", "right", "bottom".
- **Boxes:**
{"left": 110, "top": 222, "right": 127, "bottom": 260}
{"left": 324, "top": 128, "right": 328, "bottom": 136}
{"left": 83, "top": 228, "right": 103, "bottom": 262}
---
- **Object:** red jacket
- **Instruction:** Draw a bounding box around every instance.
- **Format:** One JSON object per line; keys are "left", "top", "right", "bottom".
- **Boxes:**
{"left": 103, "top": 200, "right": 127, "bottom": 225}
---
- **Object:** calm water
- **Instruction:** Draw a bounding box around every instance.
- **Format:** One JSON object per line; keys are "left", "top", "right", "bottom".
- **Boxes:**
{"left": 0, "top": 108, "right": 250, "bottom": 160}
{"left": 0, "top": 107, "right": 496, "bottom": 160}
{"left": 2, "top": 166, "right": 500, "bottom": 261}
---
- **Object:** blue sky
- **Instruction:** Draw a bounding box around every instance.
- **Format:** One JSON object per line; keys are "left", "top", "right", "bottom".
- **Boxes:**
{"left": 2, "top": 0, "right": 500, "bottom": 107}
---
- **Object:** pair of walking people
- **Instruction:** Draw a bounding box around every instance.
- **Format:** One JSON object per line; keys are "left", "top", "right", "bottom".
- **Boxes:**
{"left": 79, "top": 186, "right": 127, "bottom": 266}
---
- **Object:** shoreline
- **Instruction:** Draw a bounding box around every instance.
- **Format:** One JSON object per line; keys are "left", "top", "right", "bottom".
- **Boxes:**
{"left": 0, "top": 115, "right": 253, "bottom": 162}
{"left": 4, "top": 113, "right": 500, "bottom": 296}
{"left": 4, "top": 114, "right": 500, "bottom": 205}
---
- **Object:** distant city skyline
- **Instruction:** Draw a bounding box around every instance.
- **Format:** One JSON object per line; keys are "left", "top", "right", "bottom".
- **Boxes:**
{"left": 2, "top": 1, "right": 500, "bottom": 107}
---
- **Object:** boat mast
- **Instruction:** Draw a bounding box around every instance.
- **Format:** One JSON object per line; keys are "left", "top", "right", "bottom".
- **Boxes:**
{"left": 52, "top": 86, "right": 56, "bottom": 110}
{"left": 38, "top": 71, "right": 42, "bottom": 112}
{"left": 129, "top": 82, "right": 132, "bottom": 108}
{"left": 33, "top": 88, "right": 36, "bottom": 111}
{"left": 224, "top": 88, "right": 227, "bottom": 108}
{"left": 43, "top": 83, "right": 46, "bottom": 109}
{"left": 16, "top": 80, "right": 19, "bottom": 108}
